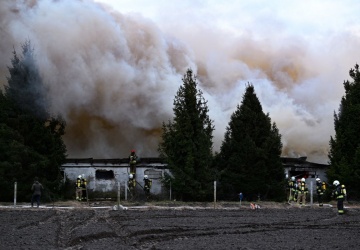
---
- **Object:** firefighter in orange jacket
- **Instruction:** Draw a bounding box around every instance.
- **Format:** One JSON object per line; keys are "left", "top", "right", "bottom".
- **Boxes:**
{"left": 297, "top": 178, "right": 308, "bottom": 206}
{"left": 332, "top": 180, "right": 347, "bottom": 215}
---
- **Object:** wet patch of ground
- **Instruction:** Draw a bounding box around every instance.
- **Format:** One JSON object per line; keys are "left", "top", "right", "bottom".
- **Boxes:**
{"left": 0, "top": 202, "right": 359, "bottom": 249}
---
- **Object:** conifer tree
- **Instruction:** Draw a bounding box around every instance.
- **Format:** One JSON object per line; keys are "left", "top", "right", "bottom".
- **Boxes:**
{"left": 216, "top": 84, "right": 285, "bottom": 201}
{"left": 158, "top": 69, "right": 214, "bottom": 201}
{"left": 6, "top": 40, "right": 48, "bottom": 119}
{"left": 0, "top": 41, "right": 67, "bottom": 201}
{"left": 328, "top": 64, "right": 360, "bottom": 199}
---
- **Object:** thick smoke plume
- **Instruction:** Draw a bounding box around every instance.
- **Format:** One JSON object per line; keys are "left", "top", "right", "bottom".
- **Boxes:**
{"left": 1, "top": 0, "right": 359, "bottom": 163}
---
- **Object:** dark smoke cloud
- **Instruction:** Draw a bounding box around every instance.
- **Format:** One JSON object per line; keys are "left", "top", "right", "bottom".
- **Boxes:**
{"left": 1, "top": 0, "right": 360, "bottom": 163}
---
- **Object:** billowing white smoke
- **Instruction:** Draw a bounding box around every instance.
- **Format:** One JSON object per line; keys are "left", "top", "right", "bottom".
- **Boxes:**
{"left": 1, "top": 0, "right": 359, "bottom": 163}
{"left": 0, "top": 0, "right": 194, "bottom": 157}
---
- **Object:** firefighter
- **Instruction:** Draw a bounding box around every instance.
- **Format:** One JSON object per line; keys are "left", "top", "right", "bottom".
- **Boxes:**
{"left": 288, "top": 176, "right": 296, "bottom": 202}
{"left": 294, "top": 178, "right": 301, "bottom": 202}
{"left": 75, "top": 175, "right": 82, "bottom": 201}
{"left": 129, "top": 150, "right": 138, "bottom": 178}
{"left": 332, "top": 180, "right": 347, "bottom": 215}
{"left": 297, "top": 178, "right": 308, "bottom": 206}
{"left": 143, "top": 175, "right": 152, "bottom": 196}
{"left": 316, "top": 178, "right": 326, "bottom": 207}
{"left": 80, "top": 174, "right": 87, "bottom": 201}
{"left": 75, "top": 174, "right": 87, "bottom": 201}
{"left": 128, "top": 174, "right": 136, "bottom": 190}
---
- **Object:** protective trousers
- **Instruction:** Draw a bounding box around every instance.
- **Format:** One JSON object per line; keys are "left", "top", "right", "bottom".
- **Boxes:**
{"left": 297, "top": 192, "right": 306, "bottom": 206}
{"left": 317, "top": 193, "right": 323, "bottom": 206}
{"left": 337, "top": 198, "right": 344, "bottom": 215}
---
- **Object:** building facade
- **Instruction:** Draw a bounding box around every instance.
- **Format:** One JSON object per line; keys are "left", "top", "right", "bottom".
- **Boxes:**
{"left": 61, "top": 158, "right": 169, "bottom": 197}
{"left": 61, "top": 156, "right": 329, "bottom": 197}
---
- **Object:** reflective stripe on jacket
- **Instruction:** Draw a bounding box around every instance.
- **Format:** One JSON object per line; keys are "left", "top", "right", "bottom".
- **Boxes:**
{"left": 297, "top": 182, "right": 308, "bottom": 193}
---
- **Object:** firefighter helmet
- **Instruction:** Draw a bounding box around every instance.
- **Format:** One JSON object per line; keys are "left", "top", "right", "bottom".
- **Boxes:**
{"left": 129, "top": 174, "right": 133, "bottom": 179}
{"left": 144, "top": 175, "right": 148, "bottom": 179}
{"left": 131, "top": 149, "right": 135, "bottom": 153}
{"left": 291, "top": 176, "right": 295, "bottom": 181}
{"left": 316, "top": 178, "right": 320, "bottom": 182}
{"left": 301, "top": 178, "right": 305, "bottom": 182}
{"left": 333, "top": 180, "right": 340, "bottom": 186}
{"left": 78, "top": 175, "right": 81, "bottom": 179}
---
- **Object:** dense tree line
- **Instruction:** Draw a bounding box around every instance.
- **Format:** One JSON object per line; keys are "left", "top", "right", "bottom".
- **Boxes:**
{"left": 328, "top": 64, "right": 360, "bottom": 199}
{"left": 0, "top": 41, "right": 67, "bottom": 202}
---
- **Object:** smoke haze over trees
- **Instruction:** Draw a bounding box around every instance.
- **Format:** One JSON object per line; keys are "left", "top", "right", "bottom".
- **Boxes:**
{"left": 0, "top": 0, "right": 359, "bottom": 163}
{"left": 327, "top": 64, "right": 360, "bottom": 199}
{"left": 158, "top": 69, "right": 214, "bottom": 201}
{"left": 5, "top": 41, "right": 48, "bottom": 119}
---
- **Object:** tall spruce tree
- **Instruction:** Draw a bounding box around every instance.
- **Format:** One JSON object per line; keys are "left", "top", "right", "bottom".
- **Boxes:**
{"left": 328, "top": 64, "right": 360, "bottom": 199}
{"left": 6, "top": 40, "right": 48, "bottom": 119}
{"left": 216, "top": 84, "right": 285, "bottom": 201}
{"left": 158, "top": 69, "right": 214, "bottom": 201}
{"left": 0, "top": 41, "right": 67, "bottom": 201}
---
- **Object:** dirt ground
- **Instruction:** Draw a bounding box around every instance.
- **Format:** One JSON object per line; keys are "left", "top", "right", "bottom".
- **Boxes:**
{"left": 0, "top": 201, "right": 359, "bottom": 250}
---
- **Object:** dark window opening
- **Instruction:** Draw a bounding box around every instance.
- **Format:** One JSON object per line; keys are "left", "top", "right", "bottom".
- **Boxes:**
{"left": 289, "top": 171, "right": 316, "bottom": 180}
{"left": 144, "top": 169, "right": 162, "bottom": 179}
{"left": 96, "top": 170, "right": 114, "bottom": 180}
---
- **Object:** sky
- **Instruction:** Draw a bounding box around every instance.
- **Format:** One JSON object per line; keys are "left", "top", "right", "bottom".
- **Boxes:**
{"left": 1, "top": 0, "right": 360, "bottom": 163}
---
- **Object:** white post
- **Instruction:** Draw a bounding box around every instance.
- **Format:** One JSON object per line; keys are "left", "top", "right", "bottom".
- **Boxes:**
{"left": 117, "top": 182, "right": 120, "bottom": 209}
{"left": 310, "top": 181, "right": 313, "bottom": 206}
{"left": 214, "top": 181, "right": 217, "bottom": 209}
{"left": 125, "top": 182, "right": 128, "bottom": 201}
{"left": 14, "top": 182, "right": 17, "bottom": 208}
{"left": 170, "top": 180, "right": 172, "bottom": 201}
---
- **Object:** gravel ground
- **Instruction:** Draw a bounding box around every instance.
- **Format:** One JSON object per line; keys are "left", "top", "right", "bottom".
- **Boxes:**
{"left": 0, "top": 201, "right": 359, "bottom": 249}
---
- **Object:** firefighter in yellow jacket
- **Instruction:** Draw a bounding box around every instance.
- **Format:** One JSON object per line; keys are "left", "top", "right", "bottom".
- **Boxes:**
{"left": 143, "top": 175, "right": 152, "bottom": 196}
{"left": 297, "top": 178, "right": 308, "bottom": 206}
{"left": 129, "top": 150, "right": 138, "bottom": 177}
{"left": 288, "top": 176, "right": 296, "bottom": 202}
{"left": 332, "top": 180, "right": 347, "bottom": 215}
{"left": 75, "top": 174, "right": 87, "bottom": 201}
{"left": 128, "top": 174, "right": 136, "bottom": 187}
{"left": 316, "top": 178, "right": 326, "bottom": 207}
